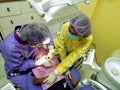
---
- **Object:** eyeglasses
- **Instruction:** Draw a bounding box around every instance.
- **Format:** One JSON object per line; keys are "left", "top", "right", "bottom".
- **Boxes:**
{"left": 28, "top": 42, "right": 42, "bottom": 48}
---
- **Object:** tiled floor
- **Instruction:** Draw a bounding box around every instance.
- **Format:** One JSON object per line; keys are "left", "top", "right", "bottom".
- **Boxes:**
{"left": 0, "top": 54, "right": 11, "bottom": 89}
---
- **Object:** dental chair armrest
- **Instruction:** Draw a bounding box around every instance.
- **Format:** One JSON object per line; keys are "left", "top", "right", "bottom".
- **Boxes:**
{"left": 82, "top": 79, "right": 108, "bottom": 90}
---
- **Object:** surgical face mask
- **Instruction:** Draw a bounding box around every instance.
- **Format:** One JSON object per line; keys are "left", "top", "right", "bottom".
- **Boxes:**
{"left": 68, "top": 31, "right": 80, "bottom": 40}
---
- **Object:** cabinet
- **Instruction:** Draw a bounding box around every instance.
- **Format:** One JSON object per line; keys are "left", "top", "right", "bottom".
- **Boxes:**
{"left": 0, "top": 1, "right": 42, "bottom": 38}
{"left": 0, "top": 27, "right": 4, "bottom": 41}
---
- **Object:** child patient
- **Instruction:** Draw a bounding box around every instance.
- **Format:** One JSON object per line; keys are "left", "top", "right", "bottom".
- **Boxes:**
{"left": 32, "top": 47, "right": 80, "bottom": 90}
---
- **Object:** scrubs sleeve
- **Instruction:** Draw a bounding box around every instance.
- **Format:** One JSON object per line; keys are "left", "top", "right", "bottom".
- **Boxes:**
{"left": 56, "top": 35, "right": 93, "bottom": 74}
{"left": 8, "top": 49, "right": 37, "bottom": 72}
{"left": 19, "top": 49, "right": 38, "bottom": 72}
{"left": 18, "top": 59, "right": 36, "bottom": 72}
{"left": 53, "top": 24, "right": 67, "bottom": 59}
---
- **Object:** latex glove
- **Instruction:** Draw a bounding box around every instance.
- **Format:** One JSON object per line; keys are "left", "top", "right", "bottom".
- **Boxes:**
{"left": 35, "top": 56, "right": 46, "bottom": 66}
{"left": 46, "top": 49, "right": 55, "bottom": 60}
{"left": 64, "top": 70, "right": 70, "bottom": 77}
{"left": 42, "top": 60, "right": 53, "bottom": 67}
{"left": 47, "top": 45, "right": 55, "bottom": 60}
{"left": 43, "top": 69, "right": 59, "bottom": 84}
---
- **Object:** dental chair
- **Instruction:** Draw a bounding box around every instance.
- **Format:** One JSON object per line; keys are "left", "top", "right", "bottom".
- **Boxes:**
{"left": 27, "top": 0, "right": 90, "bottom": 25}
{"left": 97, "top": 57, "right": 120, "bottom": 90}
{"left": 75, "top": 50, "right": 120, "bottom": 90}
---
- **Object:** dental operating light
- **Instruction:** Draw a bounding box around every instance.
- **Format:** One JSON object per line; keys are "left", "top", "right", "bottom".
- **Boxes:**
{"left": 28, "top": 0, "right": 90, "bottom": 25}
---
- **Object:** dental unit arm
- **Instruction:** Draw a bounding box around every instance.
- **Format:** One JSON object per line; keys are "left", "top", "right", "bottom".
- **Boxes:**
{"left": 27, "top": 0, "right": 90, "bottom": 24}
{"left": 75, "top": 79, "right": 108, "bottom": 90}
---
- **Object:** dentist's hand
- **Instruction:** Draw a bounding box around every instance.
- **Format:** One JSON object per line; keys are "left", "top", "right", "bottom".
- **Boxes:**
{"left": 46, "top": 49, "right": 55, "bottom": 60}
{"left": 47, "top": 45, "right": 55, "bottom": 60}
{"left": 35, "top": 57, "right": 46, "bottom": 66}
{"left": 64, "top": 70, "right": 70, "bottom": 77}
{"left": 43, "top": 69, "right": 59, "bottom": 84}
{"left": 42, "top": 60, "right": 53, "bottom": 67}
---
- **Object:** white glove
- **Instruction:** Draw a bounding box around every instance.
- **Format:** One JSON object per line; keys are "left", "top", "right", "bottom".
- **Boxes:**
{"left": 46, "top": 49, "right": 55, "bottom": 60}
{"left": 43, "top": 69, "right": 59, "bottom": 84}
{"left": 42, "top": 60, "right": 53, "bottom": 67}
{"left": 64, "top": 70, "right": 70, "bottom": 76}
{"left": 47, "top": 45, "right": 55, "bottom": 60}
{"left": 35, "top": 56, "right": 46, "bottom": 66}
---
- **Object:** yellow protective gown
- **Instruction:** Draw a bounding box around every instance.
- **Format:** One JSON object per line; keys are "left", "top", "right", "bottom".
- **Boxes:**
{"left": 54, "top": 22, "right": 93, "bottom": 74}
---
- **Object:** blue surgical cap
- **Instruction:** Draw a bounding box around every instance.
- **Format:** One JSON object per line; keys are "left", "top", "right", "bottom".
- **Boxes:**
{"left": 70, "top": 14, "right": 91, "bottom": 37}
{"left": 19, "top": 23, "right": 51, "bottom": 44}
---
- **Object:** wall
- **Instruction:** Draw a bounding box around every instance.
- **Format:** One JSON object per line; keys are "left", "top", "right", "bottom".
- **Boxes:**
{"left": 77, "top": 0, "right": 120, "bottom": 66}
{"left": 77, "top": 0, "right": 98, "bottom": 19}
{"left": 91, "top": 0, "right": 120, "bottom": 65}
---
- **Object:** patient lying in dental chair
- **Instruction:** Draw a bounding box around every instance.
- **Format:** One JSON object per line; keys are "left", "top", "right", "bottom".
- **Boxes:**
{"left": 32, "top": 47, "right": 80, "bottom": 90}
